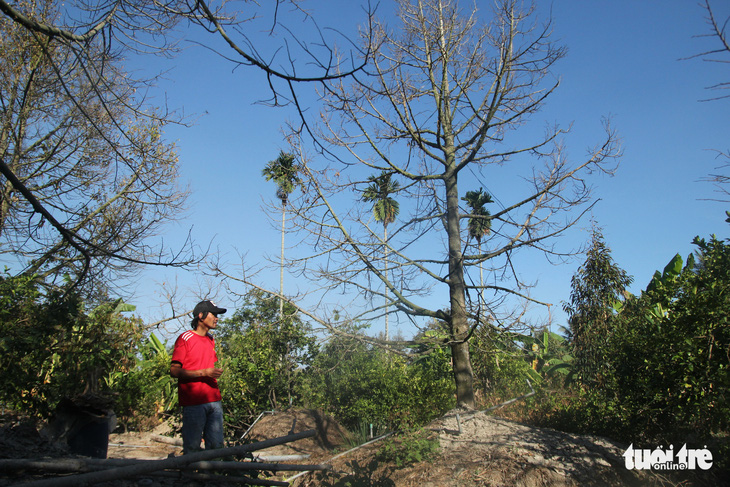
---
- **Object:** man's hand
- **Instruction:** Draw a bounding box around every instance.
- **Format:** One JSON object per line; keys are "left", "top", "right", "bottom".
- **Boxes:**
{"left": 203, "top": 367, "right": 224, "bottom": 379}
{"left": 170, "top": 363, "right": 223, "bottom": 379}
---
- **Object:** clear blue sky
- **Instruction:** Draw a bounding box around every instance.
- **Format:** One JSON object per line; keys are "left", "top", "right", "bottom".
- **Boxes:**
{"left": 128, "top": 0, "right": 729, "bottom": 340}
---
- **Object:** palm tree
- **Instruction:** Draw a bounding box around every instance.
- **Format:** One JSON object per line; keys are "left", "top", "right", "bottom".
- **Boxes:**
{"left": 262, "top": 151, "right": 302, "bottom": 318}
{"left": 462, "top": 188, "right": 493, "bottom": 307}
{"left": 362, "top": 171, "right": 400, "bottom": 341}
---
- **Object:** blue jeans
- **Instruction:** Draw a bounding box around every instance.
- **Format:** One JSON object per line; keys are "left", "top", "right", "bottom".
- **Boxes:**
{"left": 181, "top": 401, "right": 224, "bottom": 454}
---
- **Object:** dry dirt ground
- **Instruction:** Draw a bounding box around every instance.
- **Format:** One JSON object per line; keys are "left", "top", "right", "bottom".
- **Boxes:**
{"left": 0, "top": 409, "right": 725, "bottom": 486}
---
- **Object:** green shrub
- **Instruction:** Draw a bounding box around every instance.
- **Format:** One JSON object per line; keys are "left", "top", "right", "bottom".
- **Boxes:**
{"left": 0, "top": 274, "right": 143, "bottom": 418}
{"left": 469, "top": 325, "right": 538, "bottom": 407}
{"left": 517, "top": 232, "right": 729, "bottom": 476}
{"left": 216, "top": 291, "right": 317, "bottom": 432}
{"left": 298, "top": 333, "right": 455, "bottom": 432}
{"left": 111, "top": 334, "right": 177, "bottom": 430}
{"left": 377, "top": 429, "right": 440, "bottom": 467}
{"left": 590, "top": 237, "right": 730, "bottom": 447}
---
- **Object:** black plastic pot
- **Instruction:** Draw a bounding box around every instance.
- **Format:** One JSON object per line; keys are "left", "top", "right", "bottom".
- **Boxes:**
{"left": 67, "top": 411, "right": 111, "bottom": 458}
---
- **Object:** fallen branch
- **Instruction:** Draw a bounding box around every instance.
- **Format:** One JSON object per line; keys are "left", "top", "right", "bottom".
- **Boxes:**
{"left": 485, "top": 379, "right": 535, "bottom": 412}
{"left": 141, "top": 470, "right": 290, "bottom": 486}
{"left": 0, "top": 458, "right": 328, "bottom": 474}
{"left": 17, "top": 429, "right": 316, "bottom": 487}
{"left": 0, "top": 458, "right": 103, "bottom": 474}
{"left": 285, "top": 432, "right": 393, "bottom": 484}
{"left": 240, "top": 410, "right": 276, "bottom": 440}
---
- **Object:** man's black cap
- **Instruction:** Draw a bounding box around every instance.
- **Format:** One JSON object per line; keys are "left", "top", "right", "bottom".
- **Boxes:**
{"left": 193, "top": 300, "right": 227, "bottom": 317}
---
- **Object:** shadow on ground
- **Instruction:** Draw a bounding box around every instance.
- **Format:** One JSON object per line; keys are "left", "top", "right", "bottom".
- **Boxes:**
{"left": 308, "top": 458, "right": 397, "bottom": 487}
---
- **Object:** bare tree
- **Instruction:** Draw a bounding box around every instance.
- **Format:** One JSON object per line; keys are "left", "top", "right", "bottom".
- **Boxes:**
{"left": 689, "top": 0, "right": 730, "bottom": 208}
{"left": 0, "top": 0, "right": 191, "bottom": 294}
{"left": 266, "top": 0, "right": 621, "bottom": 407}
{"left": 693, "top": 0, "right": 730, "bottom": 101}
{"left": 0, "top": 0, "right": 373, "bottom": 290}
{"left": 0, "top": 0, "right": 373, "bottom": 111}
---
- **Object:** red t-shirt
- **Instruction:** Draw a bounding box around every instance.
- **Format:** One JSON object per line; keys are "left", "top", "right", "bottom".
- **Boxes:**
{"left": 171, "top": 330, "right": 222, "bottom": 407}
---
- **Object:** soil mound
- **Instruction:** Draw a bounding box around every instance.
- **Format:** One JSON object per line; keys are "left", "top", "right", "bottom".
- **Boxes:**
{"left": 245, "top": 408, "right": 352, "bottom": 461}
{"left": 296, "top": 408, "right": 723, "bottom": 487}
{"left": 0, "top": 415, "right": 66, "bottom": 459}
{"left": 1, "top": 409, "right": 723, "bottom": 486}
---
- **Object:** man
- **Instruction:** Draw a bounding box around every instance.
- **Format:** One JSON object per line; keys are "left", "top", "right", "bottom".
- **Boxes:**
{"left": 170, "top": 300, "right": 227, "bottom": 454}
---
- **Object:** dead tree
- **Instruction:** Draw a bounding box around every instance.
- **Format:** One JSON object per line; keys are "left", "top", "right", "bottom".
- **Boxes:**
{"left": 0, "top": 0, "right": 373, "bottom": 290}
{"left": 688, "top": 1, "right": 730, "bottom": 205}
{"left": 234, "top": 0, "right": 621, "bottom": 408}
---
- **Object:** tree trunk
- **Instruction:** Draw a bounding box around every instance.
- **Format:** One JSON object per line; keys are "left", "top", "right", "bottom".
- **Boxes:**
{"left": 279, "top": 201, "right": 286, "bottom": 319}
{"left": 445, "top": 164, "right": 475, "bottom": 408}
{"left": 479, "top": 241, "right": 484, "bottom": 307}
{"left": 435, "top": 0, "right": 475, "bottom": 408}
{"left": 384, "top": 225, "right": 389, "bottom": 341}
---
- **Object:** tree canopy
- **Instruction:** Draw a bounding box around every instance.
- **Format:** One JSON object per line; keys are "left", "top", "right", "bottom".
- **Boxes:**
{"left": 0, "top": 0, "right": 373, "bottom": 292}
{"left": 0, "top": 0, "right": 190, "bottom": 294}
{"left": 563, "top": 225, "right": 633, "bottom": 385}
{"left": 248, "top": 0, "right": 621, "bottom": 407}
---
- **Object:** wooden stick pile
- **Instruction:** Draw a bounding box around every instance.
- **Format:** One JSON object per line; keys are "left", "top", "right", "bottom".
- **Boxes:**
{"left": 1, "top": 430, "right": 326, "bottom": 486}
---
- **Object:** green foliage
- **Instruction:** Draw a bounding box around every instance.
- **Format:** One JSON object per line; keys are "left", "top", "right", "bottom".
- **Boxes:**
{"left": 518, "top": 328, "right": 574, "bottom": 384}
{"left": 563, "top": 226, "right": 633, "bottom": 386}
{"left": 605, "top": 236, "right": 730, "bottom": 442}
{"left": 0, "top": 274, "right": 144, "bottom": 418}
{"left": 299, "top": 332, "right": 455, "bottom": 431}
{"left": 468, "top": 324, "right": 537, "bottom": 405}
{"left": 516, "top": 387, "right": 627, "bottom": 441}
{"left": 407, "top": 346, "right": 457, "bottom": 423}
{"left": 462, "top": 188, "right": 493, "bottom": 243}
{"left": 73, "top": 299, "right": 145, "bottom": 390}
{"left": 111, "top": 333, "right": 177, "bottom": 430}
{"left": 361, "top": 171, "right": 400, "bottom": 228}
{"left": 216, "top": 290, "right": 317, "bottom": 430}
{"left": 377, "top": 429, "right": 440, "bottom": 467}
{"left": 645, "top": 252, "right": 686, "bottom": 294}
{"left": 538, "top": 234, "right": 730, "bottom": 464}
{"left": 262, "top": 151, "right": 302, "bottom": 204}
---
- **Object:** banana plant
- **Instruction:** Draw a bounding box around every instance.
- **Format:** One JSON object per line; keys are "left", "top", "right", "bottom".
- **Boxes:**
{"left": 645, "top": 253, "right": 689, "bottom": 294}
{"left": 518, "top": 329, "right": 574, "bottom": 383}
{"left": 642, "top": 253, "right": 695, "bottom": 325}
{"left": 139, "top": 333, "right": 178, "bottom": 412}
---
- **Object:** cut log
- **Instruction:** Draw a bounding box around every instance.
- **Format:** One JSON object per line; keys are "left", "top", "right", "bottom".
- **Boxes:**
{"left": 144, "top": 470, "right": 290, "bottom": 486}
{"left": 187, "top": 460, "right": 328, "bottom": 472}
{"left": 0, "top": 457, "right": 328, "bottom": 474}
{"left": 16, "top": 429, "right": 316, "bottom": 487}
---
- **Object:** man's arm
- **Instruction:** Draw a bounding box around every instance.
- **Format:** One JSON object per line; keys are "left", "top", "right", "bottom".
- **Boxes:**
{"left": 170, "top": 361, "right": 223, "bottom": 379}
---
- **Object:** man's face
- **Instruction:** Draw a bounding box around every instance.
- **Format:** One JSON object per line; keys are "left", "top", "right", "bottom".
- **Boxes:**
{"left": 199, "top": 311, "right": 219, "bottom": 330}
